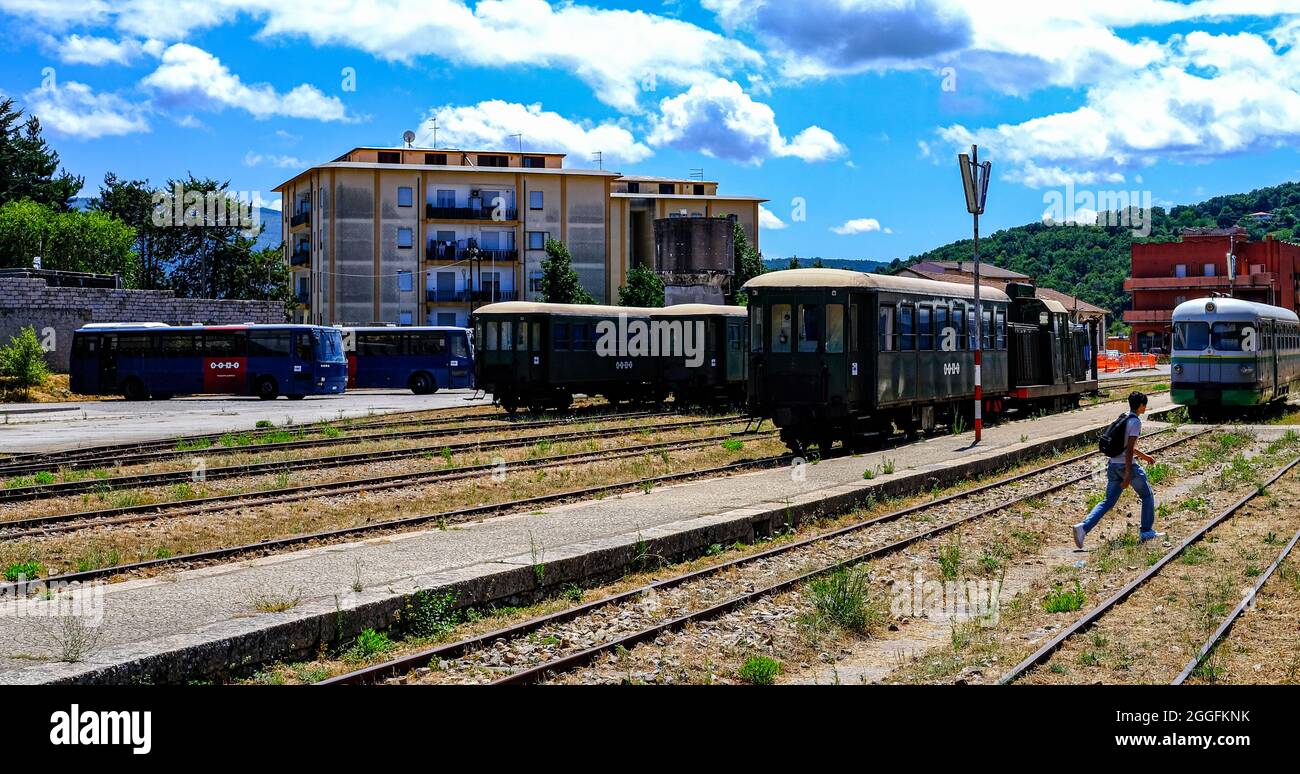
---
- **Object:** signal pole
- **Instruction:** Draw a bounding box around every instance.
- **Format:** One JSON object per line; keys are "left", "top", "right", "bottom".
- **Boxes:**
{"left": 958, "top": 145, "right": 991, "bottom": 444}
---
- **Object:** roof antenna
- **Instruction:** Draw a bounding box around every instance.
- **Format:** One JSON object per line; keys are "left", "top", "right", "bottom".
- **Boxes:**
{"left": 510, "top": 133, "right": 522, "bottom": 153}
{"left": 591, "top": 151, "right": 602, "bottom": 170}
{"left": 402, "top": 130, "right": 415, "bottom": 148}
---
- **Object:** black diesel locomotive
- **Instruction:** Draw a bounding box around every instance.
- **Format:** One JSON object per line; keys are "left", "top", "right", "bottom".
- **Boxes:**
{"left": 472, "top": 301, "right": 747, "bottom": 413}
{"left": 743, "top": 268, "right": 1097, "bottom": 453}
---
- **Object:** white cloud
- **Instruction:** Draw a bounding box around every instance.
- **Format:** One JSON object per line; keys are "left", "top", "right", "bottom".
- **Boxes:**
{"left": 54, "top": 34, "right": 143, "bottom": 65}
{"left": 648, "top": 79, "right": 846, "bottom": 164}
{"left": 416, "top": 100, "right": 652, "bottom": 165}
{"left": 759, "top": 205, "right": 786, "bottom": 230}
{"left": 830, "top": 217, "right": 886, "bottom": 235}
{"left": 244, "top": 151, "right": 310, "bottom": 169}
{"left": 935, "top": 30, "right": 1300, "bottom": 187}
{"left": 23, "top": 81, "right": 149, "bottom": 139}
{"left": 142, "top": 43, "right": 349, "bottom": 122}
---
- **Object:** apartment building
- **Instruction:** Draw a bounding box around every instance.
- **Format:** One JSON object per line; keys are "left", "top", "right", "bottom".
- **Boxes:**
{"left": 1124, "top": 227, "right": 1300, "bottom": 352}
{"left": 275, "top": 148, "right": 766, "bottom": 327}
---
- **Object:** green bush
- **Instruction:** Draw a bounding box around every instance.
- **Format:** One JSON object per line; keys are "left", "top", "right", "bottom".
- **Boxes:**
{"left": 0, "top": 327, "right": 50, "bottom": 387}
{"left": 738, "top": 655, "right": 782, "bottom": 685}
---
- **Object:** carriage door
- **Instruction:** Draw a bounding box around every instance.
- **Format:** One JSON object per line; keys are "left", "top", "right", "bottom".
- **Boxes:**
{"left": 844, "top": 297, "right": 862, "bottom": 406}
{"left": 1267, "top": 321, "right": 1279, "bottom": 399}
{"left": 726, "top": 320, "right": 745, "bottom": 382}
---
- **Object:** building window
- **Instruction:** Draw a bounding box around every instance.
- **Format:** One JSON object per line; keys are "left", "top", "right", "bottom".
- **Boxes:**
{"left": 1174, "top": 264, "right": 1187, "bottom": 278}
{"left": 1204, "top": 263, "right": 1216, "bottom": 277}
{"left": 529, "top": 272, "right": 543, "bottom": 294}
{"left": 397, "top": 187, "right": 413, "bottom": 207}
{"left": 436, "top": 189, "right": 456, "bottom": 208}
{"left": 378, "top": 151, "right": 401, "bottom": 164}
{"left": 527, "top": 231, "right": 548, "bottom": 250}
{"left": 425, "top": 153, "right": 447, "bottom": 165}
{"left": 397, "top": 270, "right": 413, "bottom": 292}
{"left": 436, "top": 313, "right": 457, "bottom": 326}
{"left": 397, "top": 228, "right": 413, "bottom": 248}
{"left": 659, "top": 183, "right": 674, "bottom": 194}
{"left": 693, "top": 184, "right": 705, "bottom": 195}
{"left": 626, "top": 182, "right": 640, "bottom": 194}
{"left": 523, "top": 156, "right": 545, "bottom": 168}
{"left": 478, "top": 154, "right": 508, "bottom": 167}
{"left": 399, "top": 311, "right": 413, "bottom": 326}
{"left": 530, "top": 190, "right": 544, "bottom": 210}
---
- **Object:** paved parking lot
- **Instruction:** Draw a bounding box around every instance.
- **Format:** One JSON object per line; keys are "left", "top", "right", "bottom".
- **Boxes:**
{"left": 0, "top": 389, "right": 491, "bottom": 453}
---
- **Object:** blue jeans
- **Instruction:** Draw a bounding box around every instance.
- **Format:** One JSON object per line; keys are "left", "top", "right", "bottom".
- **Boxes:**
{"left": 1081, "top": 461, "right": 1156, "bottom": 534}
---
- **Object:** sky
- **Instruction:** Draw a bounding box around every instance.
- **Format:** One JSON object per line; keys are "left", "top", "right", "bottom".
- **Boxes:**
{"left": 2, "top": 1, "right": 1300, "bottom": 263}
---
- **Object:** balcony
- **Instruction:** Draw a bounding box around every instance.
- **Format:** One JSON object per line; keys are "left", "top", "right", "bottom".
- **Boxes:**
{"left": 1123, "top": 309, "right": 1172, "bottom": 324}
{"left": 425, "top": 244, "right": 518, "bottom": 262}
{"left": 425, "top": 290, "right": 519, "bottom": 303}
{"left": 1124, "top": 272, "right": 1276, "bottom": 291}
{"left": 290, "top": 210, "right": 312, "bottom": 229}
{"left": 290, "top": 248, "right": 310, "bottom": 267}
{"left": 425, "top": 204, "right": 518, "bottom": 222}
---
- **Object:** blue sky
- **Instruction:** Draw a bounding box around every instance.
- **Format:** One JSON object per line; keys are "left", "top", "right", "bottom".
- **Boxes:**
{"left": 2, "top": 1, "right": 1299, "bottom": 263}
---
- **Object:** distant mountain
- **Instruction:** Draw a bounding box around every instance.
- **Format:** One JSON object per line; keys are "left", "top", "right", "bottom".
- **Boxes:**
{"left": 763, "top": 257, "right": 889, "bottom": 272}
{"left": 72, "top": 198, "right": 283, "bottom": 252}
{"left": 885, "top": 180, "right": 1300, "bottom": 323}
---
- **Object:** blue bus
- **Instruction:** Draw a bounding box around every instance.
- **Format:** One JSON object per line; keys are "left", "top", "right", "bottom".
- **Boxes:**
{"left": 70, "top": 323, "right": 347, "bottom": 400}
{"left": 344, "top": 326, "right": 475, "bottom": 394}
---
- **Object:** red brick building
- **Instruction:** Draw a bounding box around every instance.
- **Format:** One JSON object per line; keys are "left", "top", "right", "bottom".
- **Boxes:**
{"left": 1124, "top": 227, "right": 1300, "bottom": 352}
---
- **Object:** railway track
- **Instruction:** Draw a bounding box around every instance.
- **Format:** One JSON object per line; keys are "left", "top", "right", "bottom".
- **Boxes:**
{"left": 0, "top": 429, "right": 773, "bottom": 538}
{"left": 320, "top": 428, "right": 1206, "bottom": 685}
{"left": 0, "top": 405, "right": 677, "bottom": 476}
{"left": 998, "top": 452, "right": 1300, "bottom": 685}
{"left": 0, "top": 447, "right": 794, "bottom": 593}
{"left": 0, "top": 409, "right": 688, "bottom": 478}
{"left": 0, "top": 415, "right": 744, "bottom": 502}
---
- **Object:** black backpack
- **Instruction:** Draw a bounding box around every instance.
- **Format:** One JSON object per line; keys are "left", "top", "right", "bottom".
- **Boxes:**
{"left": 1098, "top": 412, "right": 1131, "bottom": 457}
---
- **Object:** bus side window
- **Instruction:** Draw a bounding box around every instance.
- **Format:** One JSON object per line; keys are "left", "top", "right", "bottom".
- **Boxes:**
{"left": 296, "top": 335, "right": 313, "bottom": 361}
{"left": 451, "top": 333, "right": 468, "bottom": 359}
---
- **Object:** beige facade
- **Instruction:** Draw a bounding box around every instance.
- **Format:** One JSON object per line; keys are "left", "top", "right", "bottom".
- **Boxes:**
{"left": 276, "top": 148, "right": 765, "bottom": 326}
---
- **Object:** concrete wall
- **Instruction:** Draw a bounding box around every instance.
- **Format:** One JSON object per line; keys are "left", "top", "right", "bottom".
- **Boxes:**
{"left": 0, "top": 278, "right": 284, "bottom": 372}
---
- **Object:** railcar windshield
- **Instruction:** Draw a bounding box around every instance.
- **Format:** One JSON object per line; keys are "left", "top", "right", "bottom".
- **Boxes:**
{"left": 315, "top": 329, "right": 345, "bottom": 361}
{"left": 1210, "top": 321, "right": 1248, "bottom": 351}
{"left": 1173, "top": 321, "right": 1209, "bottom": 350}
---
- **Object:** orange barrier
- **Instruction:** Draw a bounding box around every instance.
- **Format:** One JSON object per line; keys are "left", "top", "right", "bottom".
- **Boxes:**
{"left": 1101, "top": 352, "right": 1157, "bottom": 372}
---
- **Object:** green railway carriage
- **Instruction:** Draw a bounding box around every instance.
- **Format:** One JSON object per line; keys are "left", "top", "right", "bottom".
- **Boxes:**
{"left": 651, "top": 304, "right": 749, "bottom": 405}
{"left": 1171, "top": 297, "right": 1300, "bottom": 413}
{"left": 472, "top": 301, "right": 749, "bottom": 413}
{"left": 743, "top": 269, "right": 1097, "bottom": 453}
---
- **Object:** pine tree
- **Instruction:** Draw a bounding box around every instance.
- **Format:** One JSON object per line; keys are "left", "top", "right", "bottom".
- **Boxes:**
{"left": 617, "top": 264, "right": 665, "bottom": 307}
{"left": 539, "top": 238, "right": 595, "bottom": 304}
{"left": 0, "top": 99, "right": 82, "bottom": 211}
{"left": 729, "top": 219, "right": 765, "bottom": 304}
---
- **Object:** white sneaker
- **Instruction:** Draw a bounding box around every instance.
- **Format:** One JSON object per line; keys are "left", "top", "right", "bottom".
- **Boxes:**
{"left": 1072, "top": 524, "right": 1086, "bottom": 550}
{"left": 1140, "top": 530, "right": 1166, "bottom": 543}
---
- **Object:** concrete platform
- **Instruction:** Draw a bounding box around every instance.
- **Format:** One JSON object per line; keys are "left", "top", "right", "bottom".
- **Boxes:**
{"left": 0, "top": 389, "right": 491, "bottom": 454}
{"left": 0, "top": 395, "right": 1174, "bottom": 684}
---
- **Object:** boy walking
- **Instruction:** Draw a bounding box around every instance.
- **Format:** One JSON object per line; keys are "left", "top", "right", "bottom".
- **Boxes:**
{"left": 1072, "top": 392, "right": 1165, "bottom": 548}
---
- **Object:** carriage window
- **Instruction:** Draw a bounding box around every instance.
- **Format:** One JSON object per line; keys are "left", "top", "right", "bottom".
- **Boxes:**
{"left": 1174, "top": 322, "right": 1208, "bottom": 350}
{"left": 850, "top": 302, "right": 860, "bottom": 351}
{"left": 918, "top": 306, "right": 933, "bottom": 350}
{"left": 798, "top": 304, "right": 821, "bottom": 353}
{"left": 934, "top": 306, "right": 950, "bottom": 351}
{"left": 825, "top": 304, "right": 845, "bottom": 353}
{"left": 1211, "top": 321, "right": 1245, "bottom": 351}
{"left": 474, "top": 321, "right": 483, "bottom": 351}
{"left": 572, "top": 323, "right": 591, "bottom": 351}
{"left": 952, "top": 304, "right": 965, "bottom": 350}
{"left": 772, "top": 304, "right": 792, "bottom": 353}
{"left": 485, "top": 321, "right": 499, "bottom": 350}
{"left": 967, "top": 308, "right": 977, "bottom": 350}
{"left": 515, "top": 321, "right": 528, "bottom": 351}
{"left": 879, "top": 306, "right": 894, "bottom": 352}
{"left": 500, "top": 319, "right": 513, "bottom": 350}
{"left": 728, "top": 323, "right": 742, "bottom": 351}
{"left": 982, "top": 309, "right": 993, "bottom": 349}
{"left": 531, "top": 323, "right": 541, "bottom": 351}
{"left": 554, "top": 323, "right": 570, "bottom": 350}
{"left": 899, "top": 305, "right": 915, "bottom": 351}
{"left": 751, "top": 306, "right": 764, "bottom": 352}
{"left": 995, "top": 309, "right": 1006, "bottom": 350}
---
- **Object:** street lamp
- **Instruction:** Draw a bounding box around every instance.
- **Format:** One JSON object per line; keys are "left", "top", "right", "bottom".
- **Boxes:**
{"left": 957, "top": 145, "right": 991, "bottom": 444}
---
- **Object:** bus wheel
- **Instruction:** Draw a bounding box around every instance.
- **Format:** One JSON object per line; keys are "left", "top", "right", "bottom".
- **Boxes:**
{"left": 409, "top": 372, "right": 435, "bottom": 395}
{"left": 256, "top": 377, "right": 279, "bottom": 400}
{"left": 122, "top": 378, "right": 147, "bottom": 401}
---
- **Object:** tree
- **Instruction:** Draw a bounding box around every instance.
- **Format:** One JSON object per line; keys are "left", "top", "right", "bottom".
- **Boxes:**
{"left": 0, "top": 200, "right": 138, "bottom": 281}
{"left": 618, "top": 264, "right": 665, "bottom": 307}
{"left": 0, "top": 327, "right": 50, "bottom": 388}
{"left": 539, "top": 238, "right": 595, "bottom": 304}
{"left": 0, "top": 99, "right": 82, "bottom": 211}
{"left": 92, "top": 173, "right": 168, "bottom": 289}
{"left": 729, "top": 219, "right": 765, "bottom": 304}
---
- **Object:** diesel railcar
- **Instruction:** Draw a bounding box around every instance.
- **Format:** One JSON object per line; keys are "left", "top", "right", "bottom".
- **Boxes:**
{"left": 471, "top": 301, "right": 748, "bottom": 413}
{"left": 1170, "top": 297, "right": 1300, "bottom": 415}
{"left": 743, "top": 269, "right": 1097, "bottom": 453}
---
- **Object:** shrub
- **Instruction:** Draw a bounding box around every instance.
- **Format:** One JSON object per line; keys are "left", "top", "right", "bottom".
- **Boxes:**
{"left": 738, "top": 655, "right": 782, "bottom": 685}
{"left": 0, "top": 327, "right": 49, "bottom": 387}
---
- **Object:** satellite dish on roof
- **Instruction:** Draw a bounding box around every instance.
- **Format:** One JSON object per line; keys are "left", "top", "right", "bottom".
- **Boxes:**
{"left": 403, "top": 130, "right": 416, "bottom": 147}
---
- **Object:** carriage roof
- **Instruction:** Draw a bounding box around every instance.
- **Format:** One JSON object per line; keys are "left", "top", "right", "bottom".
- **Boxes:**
{"left": 742, "top": 268, "right": 1011, "bottom": 302}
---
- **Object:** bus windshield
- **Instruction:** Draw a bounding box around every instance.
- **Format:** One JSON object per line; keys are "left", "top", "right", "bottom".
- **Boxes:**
{"left": 316, "top": 329, "right": 346, "bottom": 361}
{"left": 1173, "top": 321, "right": 1209, "bottom": 350}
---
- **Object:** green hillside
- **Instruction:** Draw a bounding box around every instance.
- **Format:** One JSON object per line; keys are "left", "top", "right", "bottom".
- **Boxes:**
{"left": 881, "top": 180, "right": 1300, "bottom": 327}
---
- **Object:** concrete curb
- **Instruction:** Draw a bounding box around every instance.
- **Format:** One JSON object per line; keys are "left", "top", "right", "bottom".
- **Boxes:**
{"left": 5, "top": 406, "right": 1181, "bottom": 685}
